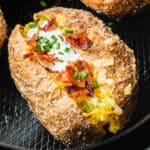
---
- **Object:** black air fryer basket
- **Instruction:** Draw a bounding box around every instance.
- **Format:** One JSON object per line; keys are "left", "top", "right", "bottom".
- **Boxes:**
{"left": 0, "top": 0, "right": 150, "bottom": 149}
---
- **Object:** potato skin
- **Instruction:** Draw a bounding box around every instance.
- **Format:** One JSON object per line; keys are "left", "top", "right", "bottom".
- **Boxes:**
{"left": 8, "top": 7, "right": 137, "bottom": 146}
{"left": 0, "top": 9, "right": 7, "bottom": 50}
{"left": 81, "top": 0, "right": 150, "bottom": 16}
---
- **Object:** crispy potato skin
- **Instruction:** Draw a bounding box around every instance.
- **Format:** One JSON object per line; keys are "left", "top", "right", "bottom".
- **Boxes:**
{"left": 8, "top": 7, "right": 137, "bottom": 146}
{"left": 0, "top": 9, "right": 7, "bottom": 50}
{"left": 81, "top": 0, "right": 150, "bottom": 16}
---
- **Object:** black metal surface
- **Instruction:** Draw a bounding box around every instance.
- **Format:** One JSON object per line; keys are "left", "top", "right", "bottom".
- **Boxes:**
{"left": 0, "top": 0, "right": 150, "bottom": 149}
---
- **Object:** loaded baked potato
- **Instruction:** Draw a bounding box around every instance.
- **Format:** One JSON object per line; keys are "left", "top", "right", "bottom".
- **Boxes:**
{"left": 8, "top": 7, "right": 137, "bottom": 146}
{"left": 0, "top": 9, "right": 7, "bottom": 50}
{"left": 81, "top": 0, "right": 150, "bottom": 17}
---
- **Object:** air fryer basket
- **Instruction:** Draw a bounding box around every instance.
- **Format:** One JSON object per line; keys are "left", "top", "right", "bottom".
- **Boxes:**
{"left": 0, "top": 0, "right": 150, "bottom": 149}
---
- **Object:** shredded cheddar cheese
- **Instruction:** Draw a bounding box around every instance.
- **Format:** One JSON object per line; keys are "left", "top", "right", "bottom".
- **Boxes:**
{"left": 82, "top": 85, "right": 122, "bottom": 133}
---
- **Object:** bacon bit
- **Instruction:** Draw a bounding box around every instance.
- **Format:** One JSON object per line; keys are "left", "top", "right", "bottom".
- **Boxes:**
{"left": 65, "top": 86, "right": 88, "bottom": 97}
{"left": 75, "top": 61, "right": 94, "bottom": 96}
{"left": 28, "top": 34, "right": 38, "bottom": 51}
{"left": 23, "top": 52, "right": 34, "bottom": 59}
{"left": 23, "top": 52, "right": 59, "bottom": 64}
{"left": 57, "top": 63, "right": 88, "bottom": 87}
{"left": 65, "top": 33, "right": 92, "bottom": 50}
{"left": 40, "top": 19, "right": 57, "bottom": 31}
{"left": 85, "top": 80, "right": 94, "bottom": 96}
{"left": 74, "top": 60, "right": 91, "bottom": 73}
{"left": 36, "top": 53, "right": 59, "bottom": 63}
{"left": 57, "top": 65, "right": 76, "bottom": 84}
{"left": 57, "top": 65, "right": 84, "bottom": 87}
{"left": 57, "top": 60, "right": 95, "bottom": 97}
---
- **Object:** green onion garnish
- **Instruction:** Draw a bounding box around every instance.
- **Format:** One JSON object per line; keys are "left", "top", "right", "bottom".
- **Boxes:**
{"left": 108, "top": 22, "right": 113, "bottom": 30}
{"left": 82, "top": 100, "right": 90, "bottom": 112}
{"left": 74, "top": 71, "right": 79, "bottom": 79}
{"left": 37, "top": 36, "right": 52, "bottom": 52}
{"left": 56, "top": 42, "right": 60, "bottom": 50}
{"left": 37, "top": 36, "right": 49, "bottom": 43}
{"left": 37, "top": 44, "right": 42, "bottom": 52}
{"left": 51, "top": 35, "right": 57, "bottom": 39}
{"left": 43, "top": 45, "right": 50, "bottom": 51}
{"left": 74, "top": 71, "right": 81, "bottom": 80}
{"left": 64, "top": 29, "right": 74, "bottom": 34}
{"left": 80, "top": 71, "right": 88, "bottom": 78}
{"left": 93, "top": 80, "right": 99, "bottom": 88}
{"left": 27, "top": 22, "right": 37, "bottom": 28}
{"left": 74, "top": 71, "right": 89, "bottom": 80}
{"left": 58, "top": 51, "right": 64, "bottom": 55}
{"left": 51, "top": 35, "right": 57, "bottom": 45}
{"left": 64, "top": 47, "right": 70, "bottom": 52}
{"left": 40, "top": 0, "right": 47, "bottom": 7}
{"left": 58, "top": 34, "right": 63, "bottom": 39}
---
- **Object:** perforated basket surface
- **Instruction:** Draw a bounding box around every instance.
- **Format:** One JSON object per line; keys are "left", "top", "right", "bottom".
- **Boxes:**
{"left": 0, "top": 0, "right": 150, "bottom": 149}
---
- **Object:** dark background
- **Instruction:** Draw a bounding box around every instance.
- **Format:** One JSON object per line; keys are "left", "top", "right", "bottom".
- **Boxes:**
{"left": 1, "top": 120, "right": 149, "bottom": 150}
{"left": 0, "top": 0, "right": 150, "bottom": 149}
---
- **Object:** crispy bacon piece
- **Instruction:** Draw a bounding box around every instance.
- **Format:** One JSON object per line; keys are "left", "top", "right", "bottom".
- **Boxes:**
{"left": 65, "top": 33, "right": 92, "bottom": 50}
{"left": 65, "top": 86, "right": 88, "bottom": 97}
{"left": 28, "top": 34, "right": 38, "bottom": 51}
{"left": 57, "top": 65, "right": 85, "bottom": 87}
{"left": 35, "top": 53, "right": 59, "bottom": 63}
{"left": 57, "top": 66, "right": 76, "bottom": 84}
{"left": 75, "top": 61, "right": 94, "bottom": 96}
{"left": 23, "top": 52, "right": 59, "bottom": 64}
{"left": 74, "top": 60, "right": 91, "bottom": 72}
{"left": 40, "top": 19, "right": 57, "bottom": 31}
{"left": 57, "top": 61, "right": 91, "bottom": 87}
{"left": 57, "top": 60, "right": 94, "bottom": 97}
{"left": 23, "top": 52, "right": 34, "bottom": 59}
{"left": 85, "top": 80, "right": 94, "bottom": 97}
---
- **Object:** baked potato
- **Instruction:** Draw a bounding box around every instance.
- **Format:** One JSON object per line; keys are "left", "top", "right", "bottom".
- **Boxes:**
{"left": 81, "top": 0, "right": 150, "bottom": 17}
{"left": 0, "top": 9, "right": 7, "bottom": 51}
{"left": 8, "top": 7, "right": 137, "bottom": 146}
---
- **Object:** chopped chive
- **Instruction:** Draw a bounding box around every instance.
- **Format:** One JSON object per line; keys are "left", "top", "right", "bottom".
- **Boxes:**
{"left": 56, "top": 42, "right": 61, "bottom": 50}
{"left": 82, "top": 100, "right": 90, "bottom": 112}
{"left": 37, "top": 44, "right": 42, "bottom": 52}
{"left": 93, "top": 80, "right": 99, "bottom": 88}
{"left": 58, "top": 51, "right": 64, "bottom": 55}
{"left": 47, "top": 41, "right": 52, "bottom": 49}
{"left": 77, "top": 75, "right": 81, "bottom": 80}
{"left": 37, "top": 36, "right": 52, "bottom": 52}
{"left": 64, "top": 47, "right": 70, "bottom": 52}
{"left": 51, "top": 35, "right": 57, "bottom": 45}
{"left": 51, "top": 35, "right": 57, "bottom": 39}
{"left": 74, "top": 71, "right": 81, "bottom": 80}
{"left": 37, "top": 36, "right": 49, "bottom": 43}
{"left": 43, "top": 44, "right": 50, "bottom": 51}
{"left": 27, "top": 22, "right": 37, "bottom": 28}
{"left": 80, "top": 71, "right": 88, "bottom": 78}
{"left": 58, "top": 34, "right": 63, "bottom": 39}
{"left": 40, "top": 0, "right": 47, "bottom": 7}
{"left": 108, "top": 22, "right": 113, "bottom": 30}
{"left": 64, "top": 29, "right": 74, "bottom": 34}
{"left": 74, "top": 71, "right": 79, "bottom": 79}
